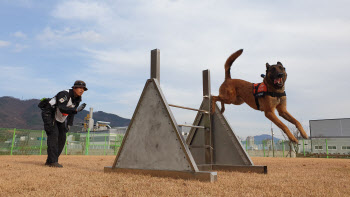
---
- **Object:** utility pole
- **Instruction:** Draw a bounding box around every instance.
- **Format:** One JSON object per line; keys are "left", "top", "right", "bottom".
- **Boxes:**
{"left": 271, "top": 122, "right": 275, "bottom": 157}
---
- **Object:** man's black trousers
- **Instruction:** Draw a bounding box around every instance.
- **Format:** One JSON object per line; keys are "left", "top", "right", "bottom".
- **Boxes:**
{"left": 46, "top": 121, "right": 67, "bottom": 164}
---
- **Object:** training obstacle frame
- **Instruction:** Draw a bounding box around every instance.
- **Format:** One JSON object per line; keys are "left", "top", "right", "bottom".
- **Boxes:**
{"left": 186, "top": 71, "right": 266, "bottom": 173}
{"left": 104, "top": 49, "right": 267, "bottom": 182}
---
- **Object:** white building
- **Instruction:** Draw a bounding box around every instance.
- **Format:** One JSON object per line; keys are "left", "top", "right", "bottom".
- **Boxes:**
{"left": 309, "top": 118, "right": 350, "bottom": 154}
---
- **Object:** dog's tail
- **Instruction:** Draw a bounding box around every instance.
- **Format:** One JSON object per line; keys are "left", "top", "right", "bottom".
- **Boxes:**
{"left": 225, "top": 49, "right": 243, "bottom": 79}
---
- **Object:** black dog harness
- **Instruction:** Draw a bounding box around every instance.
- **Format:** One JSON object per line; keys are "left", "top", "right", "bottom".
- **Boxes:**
{"left": 253, "top": 82, "right": 286, "bottom": 110}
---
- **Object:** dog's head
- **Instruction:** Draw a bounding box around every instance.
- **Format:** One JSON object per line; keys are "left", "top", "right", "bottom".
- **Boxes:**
{"left": 265, "top": 62, "right": 287, "bottom": 89}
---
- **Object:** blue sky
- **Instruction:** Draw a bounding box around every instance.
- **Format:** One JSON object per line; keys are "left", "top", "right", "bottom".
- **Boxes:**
{"left": 1, "top": 0, "right": 350, "bottom": 139}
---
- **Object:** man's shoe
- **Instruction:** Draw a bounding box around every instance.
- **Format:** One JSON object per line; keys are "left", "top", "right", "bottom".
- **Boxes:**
{"left": 47, "top": 162, "right": 63, "bottom": 168}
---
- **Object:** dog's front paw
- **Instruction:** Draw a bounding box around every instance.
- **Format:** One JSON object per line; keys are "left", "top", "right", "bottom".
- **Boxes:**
{"left": 290, "top": 136, "right": 298, "bottom": 144}
{"left": 300, "top": 132, "right": 309, "bottom": 139}
{"left": 292, "top": 122, "right": 308, "bottom": 140}
{"left": 298, "top": 127, "right": 309, "bottom": 139}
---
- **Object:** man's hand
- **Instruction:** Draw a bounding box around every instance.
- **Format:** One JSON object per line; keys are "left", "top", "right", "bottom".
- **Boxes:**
{"left": 77, "top": 103, "right": 86, "bottom": 112}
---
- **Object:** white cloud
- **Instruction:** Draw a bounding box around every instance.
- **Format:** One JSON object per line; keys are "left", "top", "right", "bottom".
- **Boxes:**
{"left": 36, "top": 27, "right": 103, "bottom": 46}
{"left": 0, "top": 66, "right": 62, "bottom": 98}
{"left": 13, "top": 44, "right": 28, "bottom": 52}
{"left": 51, "top": 1, "right": 112, "bottom": 22}
{"left": 83, "top": 48, "right": 148, "bottom": 73}
{"left": 13, "top": 31, "right": 27, "bottom": 39}
{"left": 0, "top": 40, "right": 11, "bottom": 47}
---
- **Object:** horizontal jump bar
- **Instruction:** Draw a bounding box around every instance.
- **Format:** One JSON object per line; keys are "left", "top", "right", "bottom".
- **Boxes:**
{"left": 189, "top": 145, "right": 213, "bottom": 149}
{"left": 178, "top": 124, "right": 206, "bottom": 129}
{"left": 169, "top": 104, "right": 209, "bottom": 114}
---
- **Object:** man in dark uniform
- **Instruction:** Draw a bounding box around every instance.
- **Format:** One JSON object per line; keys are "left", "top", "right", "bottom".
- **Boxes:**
{"left": 41, "top": 80, "right": 87, "bottom": 167}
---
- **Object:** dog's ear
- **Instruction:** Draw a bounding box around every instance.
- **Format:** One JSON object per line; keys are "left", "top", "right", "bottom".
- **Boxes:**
{"left": 277, "top": 62, "right": 286, "bottom": 70}
{"left": 266, "top": 63, "right": 270, "bottom": 70}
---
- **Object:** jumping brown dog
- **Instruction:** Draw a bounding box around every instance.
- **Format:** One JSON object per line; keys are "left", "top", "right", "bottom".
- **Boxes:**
{"left": 211, "top": 49, "right": 308, "bottom": 143}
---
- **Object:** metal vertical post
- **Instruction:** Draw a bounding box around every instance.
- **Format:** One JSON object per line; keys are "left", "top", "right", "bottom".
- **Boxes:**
{"left": 310, "top": 124, "right": 313, "bottom": 154}
{"left": 40, "top": 130, "right": 44, "bottom": 155}
{"left": 104, "top": 135, "right": 107, "bottom": 155}
{"left": 150, "top": 49, "right": 160, "bottom": 83}
{"left": 271, "top": 123, "right": 274, "bottom": 157}
{"left": 303, "top": 138, "right": 305, "bottom": 156}
{"left": 85, "top": 128, "right": 90, "bottom": 155}
{"left": 203, "top": 69, "right": 212, "bottom": 165}
{"left": 263, "top": 141, "right": 265, "bottom": 157}
{"left": 114, "top": 135, "right": 118, "bottom": 155}
{"left": 10, "top": 128, "right": 16, "bottom": 155}
{"left": 202, "top": 70, "right": 211, "bottom": 100}
{"left": 326, "top": 139, "right": 328, "bottom": 158}
{"left": 65, "top": 132, "right": 68, "bottom": 155}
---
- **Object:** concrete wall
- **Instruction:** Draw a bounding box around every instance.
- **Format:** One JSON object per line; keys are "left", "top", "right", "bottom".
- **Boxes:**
{"left": 311, "top": 138, "right": 350, "bottom": 154}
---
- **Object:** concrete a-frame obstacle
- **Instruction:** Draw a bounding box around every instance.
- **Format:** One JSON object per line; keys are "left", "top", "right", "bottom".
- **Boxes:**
{"left": 186, "top": 71, "right": 266, "bottom": 173}
{"left": 104, "top": 49, "right": 267, "bottom": 182}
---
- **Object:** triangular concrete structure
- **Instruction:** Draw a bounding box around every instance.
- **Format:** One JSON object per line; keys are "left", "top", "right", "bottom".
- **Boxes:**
{"left": 186, "top": 102, "right": 253, "bottom": 167}
{"left": 185, "top": 69, "right": 266, "bottom": 173}
{"left": 105, "top": 79, "right": 216, "bottom": 182}
{"left": 114, "top": 79, "right": 196, "bottom": 171}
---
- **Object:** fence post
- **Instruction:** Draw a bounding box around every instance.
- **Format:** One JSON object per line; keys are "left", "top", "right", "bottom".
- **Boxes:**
{"left": 85, "top": 128, "right": 90, "bottom": 155}
{"left": 10, "top": 128, "right": 16, "bottom": 155}
{"left": 40, "top": 130, "right": 44, "bottom": 155}
{"left": 114, "top": 135, "right": 117, "bottom": 155}
{"left": 326, "top": 139, "right": 328, "bottom": 159}
{"left": 303, "top": 138, "right": 305, "bottom": 156}
{"left": 282, "top": 140, "right": 285, "bottom": 157}
{"left": 263, "top": 141, "right": 266, "bottom": 157}
{"left": 104, "top": 135, "right": 107, "bottom": 155}
{"left": 65, "top": 132, "right": 68, "bottom": 155}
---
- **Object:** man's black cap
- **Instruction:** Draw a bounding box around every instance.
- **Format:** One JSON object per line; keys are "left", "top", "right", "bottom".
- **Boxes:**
{"left": 72, "top": 80, "right": 88, "bottom": 91}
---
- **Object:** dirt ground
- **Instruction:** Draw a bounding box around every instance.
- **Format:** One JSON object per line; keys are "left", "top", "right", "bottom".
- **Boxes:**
{"left": 0, "top": 156, "right": 349, "bottom": 197}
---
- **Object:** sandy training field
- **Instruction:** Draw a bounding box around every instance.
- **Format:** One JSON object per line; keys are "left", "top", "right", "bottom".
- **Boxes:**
{"left": 0, "top": 156, "right": 349, "bottom": 196}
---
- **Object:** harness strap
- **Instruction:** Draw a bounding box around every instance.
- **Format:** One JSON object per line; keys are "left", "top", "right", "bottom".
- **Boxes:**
{"left": 266, "top": 92, "right": 286, "bottom": 97}
{"left": 254, "top": 83, "right": 262, "bottom": 110}
{"left": 253, "top": 83, "right": 286, "bottom": 110}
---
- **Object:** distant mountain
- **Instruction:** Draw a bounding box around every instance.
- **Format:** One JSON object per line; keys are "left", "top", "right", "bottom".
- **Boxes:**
{"left": 254, "top": 134, "right": 282, "bottom": 144}
{"left": 0, "top": 96, "right": 130, "bottom": 130}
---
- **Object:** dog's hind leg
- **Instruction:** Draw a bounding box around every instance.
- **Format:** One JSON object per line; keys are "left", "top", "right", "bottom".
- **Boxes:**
{"left": 264, "top": 110, "right": 298, "bottom": 143}
{"left": 211, "top": 95, "right": 226, "bottom": 114}
{"left": 220, "top": 101, "right": 225, "bottom": 113}
{"left": 211, "top": 95, "right": 219, "bottom": 114}
{"left": 277, "top": 105, "right": 309, "bottom": 139}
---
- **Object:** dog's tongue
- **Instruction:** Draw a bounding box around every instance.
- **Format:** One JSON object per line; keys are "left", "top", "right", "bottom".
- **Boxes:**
{"left": 274, "top": 78, "right": 282, "bottom": 84}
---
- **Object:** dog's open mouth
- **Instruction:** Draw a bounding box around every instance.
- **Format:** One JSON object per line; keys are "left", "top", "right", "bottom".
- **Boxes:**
{"left": 274, "top": 78, "right": 283, "bottom": 87}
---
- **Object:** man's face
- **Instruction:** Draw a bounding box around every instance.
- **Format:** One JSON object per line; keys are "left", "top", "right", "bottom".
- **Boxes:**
{"left": 73, "top": 87, "right": 85, "bottom": 97}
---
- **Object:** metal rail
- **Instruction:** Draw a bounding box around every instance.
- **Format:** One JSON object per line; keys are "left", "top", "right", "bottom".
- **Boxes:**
{"left": 178, "top": 124, "right": 206, "bottom": 129}
{"left": 189, "top": 145, "right": 213, "bottom": 149}
{"left": 169, "top": 104, "right": 209, "bottom": 114}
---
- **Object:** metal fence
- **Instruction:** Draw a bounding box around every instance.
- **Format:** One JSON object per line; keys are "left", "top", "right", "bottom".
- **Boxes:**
{"left": 0, "top": 128, "right": 124, "bottom": 156}
{"left": 2, "top": 128, "right": 349, "bottom": 158}
{"left": 241, "top": 138, "right": 350, "bottom": 158}
{"left": 241, "top": 140, "right": 294, "bottom": 157}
